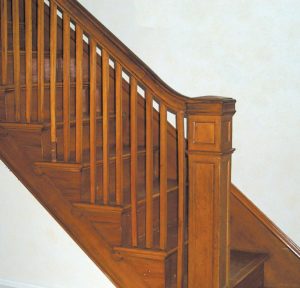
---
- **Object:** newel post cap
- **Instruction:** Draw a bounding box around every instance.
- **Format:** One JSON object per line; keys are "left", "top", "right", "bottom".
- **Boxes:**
{"left": 185, "top": 96, "right": 236, "bottom": 116}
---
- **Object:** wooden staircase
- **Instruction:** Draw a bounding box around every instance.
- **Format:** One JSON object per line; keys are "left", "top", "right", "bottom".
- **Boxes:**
{"left": 0, "top": 1, "right": 299, "bottom": 287}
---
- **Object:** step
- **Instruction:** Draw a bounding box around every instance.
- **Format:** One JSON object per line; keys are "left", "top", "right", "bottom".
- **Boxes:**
{"left": 231, "top": 250, "right": 268, "bottom": 288}
{"left": 112, "top": 248, "right": 267, "bottom": 288}
{"left": 34, "top": 145, "right": 160, "bottom": 204}
{"left": 71, "top": 179, "right": 180, "bottom": 246}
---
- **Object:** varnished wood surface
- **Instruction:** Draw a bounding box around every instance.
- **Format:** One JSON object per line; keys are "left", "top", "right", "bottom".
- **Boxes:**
{"left": 231, "top": 185, "right": 300, "bottom": 287}
{"left": 0, "top": 126, "right": 150, "bottom": 288}
{"left": 3, "top": 1, "right": 296, "bottom": 287}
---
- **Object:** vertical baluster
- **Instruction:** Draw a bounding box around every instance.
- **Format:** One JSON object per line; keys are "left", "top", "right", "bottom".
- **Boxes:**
{"left": 25, "top": 0, "right": 32, "bottom": 123}
{"left": 115, "top": 62, "right": 123, "bottom": 205}
{"left": 146, "top": 91, "right": 153, "bottom": 248}
{"left": 37, "top": 0, "right": 44, "bottom": 122}
{"left": 130, "top": 77, "right": 138, "bottom": 247}
{"left": 159, "top": 103, "right": 168, "bottom": 250}
{"left": 50, "top": 2, "right": 57, "bottom": 161}
{"left": 63, "top": 13, "right": 70, "bottom": 162}
{"left": 177, "top": 111, "right": 185, "bottom": 288}
{"left": 90, "top": 39, "right": 97, "bottom": 204}
{"left": 102, "top": 49, "right": 109, "bottom": 205}
{"left": 12, "top": 0, "right": 20, "bottom": 121}
{"left": 75, "top": 26, "right": 83, "bottom": 163}
{"left": 1, "top": 0, "right": 8, "bottom": 84}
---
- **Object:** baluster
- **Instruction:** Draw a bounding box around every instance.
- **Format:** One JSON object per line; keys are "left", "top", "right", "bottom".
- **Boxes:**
{"left": 75, "top": 26, "right": 83, "bottom": 163}
{"left": 50, "top": 2, "right": 57, "bottom": 161}
{"left": 146, "top": 91, "right": 153, "bottom": 248}
{"left": 12, "top": 0, "right": 21, "bottom": 121}
{"left": 102, "top": 49, "right": 110, "bottom": 205}
{"left": 130, "top": 77, "right": 138, "bottom": 247}
{"left": 1, "top": 0, "right": 8, "bottom": 85}
{"left": 89, "top": 39, "right": 97, "bottom": 204}
{"left": 159, "top": 103, "right": 168, "bottom": 250}
{"left": 37, "top": 0, "right": 44, "bottom": 122}
{"left": 177, "top": 111, "right": 185, "bottom": 288}
{"left": 25, "top": 0, "right": 32, "bottom": 123}
{"left": 115, "top": 62, "right": 123, "bottom": 205}
{"left": 63, "top": 13, "right": 71, "bottom": 162}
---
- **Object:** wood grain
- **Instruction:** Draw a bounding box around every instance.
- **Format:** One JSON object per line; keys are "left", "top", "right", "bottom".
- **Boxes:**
{"left": 89, "top": 38, "right": 97, "bottom": 204}
{"left": 50, "top": 2, "right": 57, "bottom": 160}
{"left": 146, "top": 91, "right": 153, "bottom": 248}
{"left": 75, "top": 25, "right": 83, "bottom": 163}
{"left": 63, "top": 13, "right": 71, "bottom": 161}
{"left": 37, "top": 0, "right": 45, "bottom": 121}
{"left": 115, "top": 62, "right": 123, "bottom": 205}
{"left": 12, "top": 0, "right": 21, "bottom": 121}
{"left": 130, "top": 77, "right": 138, "bottom": 247}
{"left": 1, "top": 0, "right": 8, "bottom": 85}
{"left": 102, "top": 49, "right": 110, "bottom": 205}
{"left": 25, "top": 0, "right": 32, "bottom": 123}
{"left": 159, "top": 103, "right": 168, "bottom": 250}
{"left": 176, "top": 111, "right": 185, "bottom": 288}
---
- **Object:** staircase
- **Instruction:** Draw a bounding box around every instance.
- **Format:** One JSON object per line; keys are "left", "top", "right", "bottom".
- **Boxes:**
{"left": 0, "top": 1, "right": 299, "bottom": 287}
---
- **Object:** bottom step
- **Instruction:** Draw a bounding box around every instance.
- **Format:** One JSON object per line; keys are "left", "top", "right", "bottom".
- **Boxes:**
{"left": 114, "top": 248, "right": 267, "bottom": 288}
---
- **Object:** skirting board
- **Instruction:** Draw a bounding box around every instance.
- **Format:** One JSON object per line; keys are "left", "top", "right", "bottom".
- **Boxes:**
{"left": 0, "top": 280, "right": 49, "bottom": 288}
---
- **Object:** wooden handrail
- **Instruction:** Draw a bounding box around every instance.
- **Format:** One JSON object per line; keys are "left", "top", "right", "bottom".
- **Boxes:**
{"left": 51, "top": 0, "right": 235, "bottom": 114}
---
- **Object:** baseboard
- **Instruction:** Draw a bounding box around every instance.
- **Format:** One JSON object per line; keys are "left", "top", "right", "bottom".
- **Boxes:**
{"left": 0, "top": 279, "right": 49, "bottom": 288}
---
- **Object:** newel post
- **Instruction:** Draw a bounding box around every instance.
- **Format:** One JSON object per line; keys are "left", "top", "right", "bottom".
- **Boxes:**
{"left": 186, "top": 97, "right": 236, "bottom": 288}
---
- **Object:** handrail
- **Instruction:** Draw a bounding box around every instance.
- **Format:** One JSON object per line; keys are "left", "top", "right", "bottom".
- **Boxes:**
{"left": 52, "top": 0, "right": 235, "bottom": 114}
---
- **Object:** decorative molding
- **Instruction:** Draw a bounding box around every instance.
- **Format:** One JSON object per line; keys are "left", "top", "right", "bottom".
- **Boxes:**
{"left": 231, "top": 184, "right": 300, "bottom": 259}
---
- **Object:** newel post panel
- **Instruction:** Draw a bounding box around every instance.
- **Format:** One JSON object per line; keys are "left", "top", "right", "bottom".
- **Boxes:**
{"left": 186, "top": 97, "right": 236, "bottom": 288}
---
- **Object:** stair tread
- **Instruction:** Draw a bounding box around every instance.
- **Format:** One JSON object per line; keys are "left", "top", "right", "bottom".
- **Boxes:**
{"left": 72, "top": 178, "right": 179, "bottom": 208}
{"left": 36, "top": 144, "right": 158, "bottom": 165}
{"left": 230, "top": 250, "right": 268, "bottom": 286}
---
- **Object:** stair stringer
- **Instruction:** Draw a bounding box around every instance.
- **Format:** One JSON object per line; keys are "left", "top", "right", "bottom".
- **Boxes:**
{"left": 0, "top": 126, "right": 151, "bottom": 288}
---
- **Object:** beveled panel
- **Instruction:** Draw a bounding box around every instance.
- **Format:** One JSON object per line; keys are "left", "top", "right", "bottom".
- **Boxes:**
{"left": 192, "top": 122, "right": 215, "bottom": 145}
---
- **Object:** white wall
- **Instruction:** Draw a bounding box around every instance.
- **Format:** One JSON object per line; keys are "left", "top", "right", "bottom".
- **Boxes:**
{"left": 0, "top": 0, "right": 299, "bottom": 287}
{"left": 77, "top": 0, "right": 300, "bottom": 244}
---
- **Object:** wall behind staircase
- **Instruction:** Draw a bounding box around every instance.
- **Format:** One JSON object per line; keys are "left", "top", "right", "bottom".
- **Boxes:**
{"left": 0, "top": 0, "right": 299, "bottom": 287}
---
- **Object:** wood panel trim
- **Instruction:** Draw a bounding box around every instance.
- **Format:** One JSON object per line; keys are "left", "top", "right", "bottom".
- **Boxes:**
{"left": 231, "top": 184, "right": 300, "bottom": 259}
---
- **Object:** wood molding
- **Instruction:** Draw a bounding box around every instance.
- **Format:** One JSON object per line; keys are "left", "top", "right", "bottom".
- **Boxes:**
{"left": 231, "top": 184, "right": 300, "bottom": 259}
{"left": 231, "top": 184, "right": 300, "bottom": 287}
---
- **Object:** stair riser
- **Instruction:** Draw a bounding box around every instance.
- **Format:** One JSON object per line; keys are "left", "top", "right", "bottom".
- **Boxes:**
{"left": 3, "top": 85, "right": 90, "bottom": 123}
{"left": 41, "top": 117, "right": 123, "bottom": 162}
{"left": 72, "top": 206, "right": 123, "bottom": 246}
{"left": 233, "top": 264, "right": 264, "bottom": 288}
{"left": 0, "top": 52, "right": 89, "bottom": 86}
{"left": 0, "top": 126, "right": 44, "bottom": 162}
{"left": 122, "top": 189, "right": 180, "bottom": 248}
{"left": 35, "top": 151, "right": 159, "bottom": 205}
